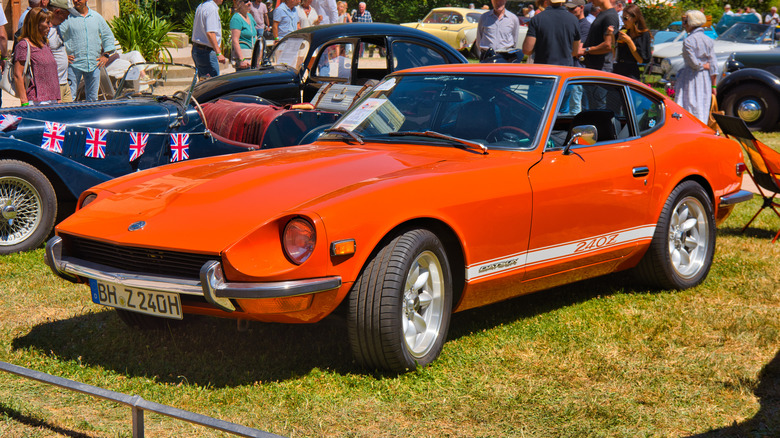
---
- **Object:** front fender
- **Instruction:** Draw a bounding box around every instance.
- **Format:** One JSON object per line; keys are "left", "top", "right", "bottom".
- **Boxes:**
{"left": 717, "top": 68, "right": 780, "bottom": 104}
{"left": 0, "top": 137, "right": 110, "bottom": 199}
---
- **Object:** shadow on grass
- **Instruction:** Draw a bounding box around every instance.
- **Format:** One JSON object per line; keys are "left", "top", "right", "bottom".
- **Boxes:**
{"left": 0, "top": 404, "right": 97, "bottom": 438}
{"left": 718, "top": 225, "right": 779, "bottom": 240}
{"left": 11, "top": 271, "right": 646, "bottom": 386}
{"left": 686, "top": 349, "right": 780, "bottom": 437}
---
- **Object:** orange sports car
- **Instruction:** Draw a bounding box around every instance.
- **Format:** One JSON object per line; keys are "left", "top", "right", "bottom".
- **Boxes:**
{"left": 46, "top": 64, "right": 752, "bottom": 372}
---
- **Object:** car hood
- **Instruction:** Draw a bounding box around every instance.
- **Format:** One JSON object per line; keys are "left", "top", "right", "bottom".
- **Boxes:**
{"left": 653, "top": 40, "right": 774, "bottom": 59}
{"left": 191, "top": 65, "right": 299, "bottom": 102}
{"left": 59, "top": 143, "right": 449, "bottom": 253}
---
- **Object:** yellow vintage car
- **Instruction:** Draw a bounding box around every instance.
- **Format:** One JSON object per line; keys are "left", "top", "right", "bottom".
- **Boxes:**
{"left": 401, "top": 8, "right": 488, "bottom": 57}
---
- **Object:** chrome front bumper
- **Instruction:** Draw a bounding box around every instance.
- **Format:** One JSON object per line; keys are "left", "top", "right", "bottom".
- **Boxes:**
{"left": 45, "top": 236, "right": 342, "bottom": 312}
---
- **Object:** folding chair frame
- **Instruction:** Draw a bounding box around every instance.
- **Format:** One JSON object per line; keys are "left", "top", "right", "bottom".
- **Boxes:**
{"left": 712, "top": 113, "right": 780, "bottom": 242}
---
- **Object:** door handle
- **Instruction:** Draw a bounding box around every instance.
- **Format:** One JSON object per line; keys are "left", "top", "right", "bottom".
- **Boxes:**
{"left": 632, "top": 166, "right": 650, "bottom": 177}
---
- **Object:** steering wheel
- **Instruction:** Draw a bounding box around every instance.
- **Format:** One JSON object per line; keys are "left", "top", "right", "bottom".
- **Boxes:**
{"left": 486, "top": 126, "right": 530, "bottom": 144}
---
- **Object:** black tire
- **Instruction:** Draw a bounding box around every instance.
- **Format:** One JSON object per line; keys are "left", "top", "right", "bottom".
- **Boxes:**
{"left": 115, "top": 309, "right": 184, "bottom": 330}
{"left": 722, "top": 83, "right": 779, "bottom": 131}
{"left": 348, "top": 229, "right": 453, "bottom": 372}
{"left": 634, "top": 181, "right": 715, "bottom": 290}
{"left": 0, "top": 159, "right": 57, "bottom": 254}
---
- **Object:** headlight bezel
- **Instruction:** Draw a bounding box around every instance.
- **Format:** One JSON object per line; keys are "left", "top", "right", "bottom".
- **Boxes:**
{"left": 282, "top": 217, "right": 316, "bottom": 265}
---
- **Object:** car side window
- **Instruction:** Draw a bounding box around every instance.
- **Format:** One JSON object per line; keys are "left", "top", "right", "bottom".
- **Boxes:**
{"left": 550, "top": 82, "right": 630, "bottom": 148}
{"left": 391, "top": 41, "right": 447, "bottom": 72}
{"left": 629, "top": 88, "right": 664, "bottom": 135}
{"left": 313, "top": 43, "right": 354, "bottom": 80}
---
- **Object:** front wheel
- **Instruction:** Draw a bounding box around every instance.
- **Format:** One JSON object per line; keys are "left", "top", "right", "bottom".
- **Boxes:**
{"left": 634, "top": 181, "right": 715, "bottom": 290}
{"left": 0, "top": 160, "right": 57, "bottom": 254}
{"left": 348, "top": 229, "right": 453, "bottom": 372}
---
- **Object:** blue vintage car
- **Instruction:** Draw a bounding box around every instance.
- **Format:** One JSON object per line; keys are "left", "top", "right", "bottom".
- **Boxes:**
{"left": 0, "top": 63, "right": 340, "bottom": 254}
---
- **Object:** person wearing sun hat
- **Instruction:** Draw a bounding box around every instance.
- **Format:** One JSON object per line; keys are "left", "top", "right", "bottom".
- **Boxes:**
{"left": 522, "top": 0, "right": 580, "bottom": 66}
{"left": 45, "top": 0, "right": 75, "bottom": 102}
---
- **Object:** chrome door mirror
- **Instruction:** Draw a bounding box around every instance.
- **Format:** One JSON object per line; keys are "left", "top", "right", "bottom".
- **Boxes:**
{"left": 563, "top": 124, "right": 597, "bottom": 155}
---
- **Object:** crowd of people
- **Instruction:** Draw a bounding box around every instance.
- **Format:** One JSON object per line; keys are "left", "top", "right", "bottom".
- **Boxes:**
{"left": 0, "top": 0, "right": 121, "bottom": 107}
{"left": 475, "top": 0, "right": 720, "bottom": 124}
{"left": 191, "top": 0, "right": 374, "bottom": 79}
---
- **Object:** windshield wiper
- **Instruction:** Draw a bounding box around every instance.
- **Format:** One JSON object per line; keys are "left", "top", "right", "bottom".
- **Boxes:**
{"left": 324, "top": 127, "right": 364, "bottom": 144}
{"left": 388, "top": 131, "right": 488, "bottom": 155}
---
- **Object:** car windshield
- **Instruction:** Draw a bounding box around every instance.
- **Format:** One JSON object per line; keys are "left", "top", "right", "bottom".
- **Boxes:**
{"left": 466, "top": 12, "right": 483, "bottom": 23}
{"left": 268, "top": 37, "right": 311, "bottom": 71}
{"left": 327, "top": 73, "right": 555, "bottom": 149}
{"left": 423, "top": 11, "right": 462, "bottom": 24}
{"left": 114, "top": 63, "right": 198, "bottom": 103}
{"left": 717, "top": 23, "right": 774, "bottom": 44}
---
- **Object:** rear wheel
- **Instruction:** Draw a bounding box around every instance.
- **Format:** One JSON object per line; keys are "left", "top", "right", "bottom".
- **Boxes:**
{"left": 635, "top": 181, "right": 715, "bottom": 289}
{"left": 348, "top": 229, "right": 453, "bottom": 372}
{"left": 0, "top": 160, "right": 57, "bottom": 254}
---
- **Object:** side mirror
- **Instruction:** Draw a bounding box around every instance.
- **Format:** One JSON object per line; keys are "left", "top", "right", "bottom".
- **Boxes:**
{"left": 563, "top": 124, "right": 597, "bottom": 155}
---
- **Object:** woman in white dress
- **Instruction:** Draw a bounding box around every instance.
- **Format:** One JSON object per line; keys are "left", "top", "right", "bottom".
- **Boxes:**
{"left": 674, "top": 10, "right": 718, "bottom": 124}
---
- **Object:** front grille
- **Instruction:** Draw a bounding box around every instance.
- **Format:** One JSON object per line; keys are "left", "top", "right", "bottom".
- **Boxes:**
{"left": 64, "top": 235, "right": 217, "bottom": 279}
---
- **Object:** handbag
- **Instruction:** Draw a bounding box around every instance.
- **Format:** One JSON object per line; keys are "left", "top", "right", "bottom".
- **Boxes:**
{"left": 0, "top": 40, "right": 33, "bottom": 98}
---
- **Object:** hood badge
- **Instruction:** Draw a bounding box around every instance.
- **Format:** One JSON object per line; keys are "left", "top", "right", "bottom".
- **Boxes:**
{"left": 128, "top": 221, "right": 146, "bottom": 232}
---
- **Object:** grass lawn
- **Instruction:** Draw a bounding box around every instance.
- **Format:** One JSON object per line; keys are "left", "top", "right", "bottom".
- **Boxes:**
{"left": 0, "top": 135, "right": 778, "bottom": 437}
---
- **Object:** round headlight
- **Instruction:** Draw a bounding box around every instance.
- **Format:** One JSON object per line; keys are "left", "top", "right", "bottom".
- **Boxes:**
{"left": 79, "top": 193, "right": 98, "bottom": 209}
{"left": 283, "top": 218, "right": 316, "bottom": 264}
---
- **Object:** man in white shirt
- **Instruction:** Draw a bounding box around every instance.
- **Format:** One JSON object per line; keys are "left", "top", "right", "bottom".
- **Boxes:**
{"left": 312, "top": 0, "right": 338, "bottom": 24}
{"left": 766, "top": 6, "right": 779, "bottom": 25}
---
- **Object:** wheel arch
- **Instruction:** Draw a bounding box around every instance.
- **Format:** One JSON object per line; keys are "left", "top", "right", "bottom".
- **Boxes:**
{"left": 354, "top": 217, "right": 466, "bottom": 311}
{"left": 717, "top": 69, "right": 780, "bottom": 105}
{"left": 653, "top": 173, "right": 715, "bottom": 222}
{"left": 0, "top": 150, "right": 78, "bottom": 206}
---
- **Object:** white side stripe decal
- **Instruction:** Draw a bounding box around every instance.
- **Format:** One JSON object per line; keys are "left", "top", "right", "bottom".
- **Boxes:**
{"left": 466, "top": 224, "right": 656, "bottom": 281}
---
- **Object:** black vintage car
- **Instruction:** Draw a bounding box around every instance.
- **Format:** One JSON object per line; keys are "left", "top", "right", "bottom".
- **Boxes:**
{"left": 191, "top": 23, "right": 469, "bottom": 105}
{"left": 716, "top": 49, "right": 780, "bottom": 131}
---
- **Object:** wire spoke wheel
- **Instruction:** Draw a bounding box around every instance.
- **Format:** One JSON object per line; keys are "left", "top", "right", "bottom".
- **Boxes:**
{"left": 1, "top": 176, "right": 44, "bottom": 247}
{"left": 402, "top": 250, "right": 445, "bottom": 359}
{"left": 0, "top": 160, "right": 57, "bottom": 254}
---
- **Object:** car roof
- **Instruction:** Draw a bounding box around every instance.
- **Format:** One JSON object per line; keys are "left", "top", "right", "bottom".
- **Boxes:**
{"left": 391, "top": 64, "right": 667, "bottom": 93}
{"left": 285, "top": 22, "right": 463, "bottom": 46}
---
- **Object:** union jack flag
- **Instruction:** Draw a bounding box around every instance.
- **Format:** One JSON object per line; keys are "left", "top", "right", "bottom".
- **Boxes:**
{"left": 129, "top": 132, "right": 149, "bottom": 161}
{"left": 0, "top": 114, "right": 21, "bottom": 131}
{"left": 41, "top": 121, "right": 66, "bottom": 153}
{"left": 170, "top": 133, "right": 189, "bottom": 162}
{"left": 85, "top": 127, "right": 107, "bottom": 159}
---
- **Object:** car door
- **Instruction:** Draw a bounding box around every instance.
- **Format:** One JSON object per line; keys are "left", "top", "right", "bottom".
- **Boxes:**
{"left": 525, "top": 81, "right": 655, "bottom": 283}
{"left": 303, "top": 38, "right": 359, "bottom": 102}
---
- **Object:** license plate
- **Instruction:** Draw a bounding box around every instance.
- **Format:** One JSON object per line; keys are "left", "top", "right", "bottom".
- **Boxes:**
{"left": 89, "top": 279, "right": 183, "bottom": 320}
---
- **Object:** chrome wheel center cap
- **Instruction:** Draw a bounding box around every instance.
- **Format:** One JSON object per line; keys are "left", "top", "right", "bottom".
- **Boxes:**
{"left": 2, "top": 204, "right": 16, "bottom": 220}
{"left": 737, "top": 100, "right": 762, "bottom": 123}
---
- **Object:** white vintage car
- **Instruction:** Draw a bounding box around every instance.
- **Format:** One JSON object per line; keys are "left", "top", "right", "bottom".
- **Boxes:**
{"left": 648, "top": 22, "right": 777, "bottom": 84}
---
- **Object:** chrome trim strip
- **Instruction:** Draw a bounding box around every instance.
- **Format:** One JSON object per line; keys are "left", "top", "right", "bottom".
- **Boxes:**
{"left": 719, "top": 189, "right": 754, "bottom": 206}
{"left": 45, "top": 237, "right": 342, "bottom": 300}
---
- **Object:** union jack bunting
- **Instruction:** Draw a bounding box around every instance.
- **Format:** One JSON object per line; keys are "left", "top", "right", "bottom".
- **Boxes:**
{"left": 129, "top": 132, "right": 149, "bottom": 161}
{"left": 41, "top": 121, "right": 66, "bottom": 153}
{"left": 170, "top": 133, "right": 189, "bottom": 162}
{"left": 85, "top": 127, "right": 108, "bottom": 159}
{"left": 0, "top": 114, "right": 21, "bottom": 131}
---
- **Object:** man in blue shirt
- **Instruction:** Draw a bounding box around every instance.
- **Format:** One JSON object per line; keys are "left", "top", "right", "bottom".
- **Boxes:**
{"left": 351, "top": 2, "right": 372, "bottom": 22}
{"left": 273, "top": 0, "right": 301, "bottom": 40}
{"left": 58, "top": 0, "right": 115, "bottom": 101}
{"left": 192, "top": 0, "right": 227, "bottom": 79}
